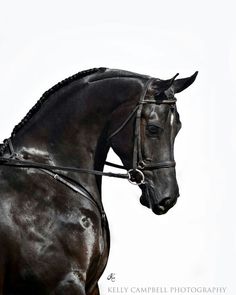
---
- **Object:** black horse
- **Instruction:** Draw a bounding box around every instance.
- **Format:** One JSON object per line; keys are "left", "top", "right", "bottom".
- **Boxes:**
{"left": 0, "top": 68, "right": 197, "bottom": 295}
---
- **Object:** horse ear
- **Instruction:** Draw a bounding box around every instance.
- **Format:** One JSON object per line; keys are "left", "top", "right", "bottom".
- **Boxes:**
{"left": 154, "top": 73, "right": 179, "bottom": 95}
{"left": 172, "top": 71, "right": 198, "bottom": 93}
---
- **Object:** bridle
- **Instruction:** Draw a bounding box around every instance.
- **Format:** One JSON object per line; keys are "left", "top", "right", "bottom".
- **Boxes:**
{"left": 108, "top": 78, "right": 176, "bottom": 185}
{"left": 0, "top": 77, "right": 177, "bottom": 217}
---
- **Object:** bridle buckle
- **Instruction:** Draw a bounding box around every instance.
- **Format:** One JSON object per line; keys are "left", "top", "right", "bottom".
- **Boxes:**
{"left": 128, "top": 169, "right": 145, "bottom": 185}
{"left": 138, "top": 161, "right": 146, "bottom": 169}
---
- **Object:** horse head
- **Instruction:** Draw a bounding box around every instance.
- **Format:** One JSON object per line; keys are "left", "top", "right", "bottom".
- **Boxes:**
{"left": 108, "top": 71, "right": 198, "bottom": 215}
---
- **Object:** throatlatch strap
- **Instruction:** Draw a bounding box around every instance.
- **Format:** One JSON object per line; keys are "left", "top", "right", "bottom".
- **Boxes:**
{"left": 133, "top": 78, "right": 155, "bottom": 169}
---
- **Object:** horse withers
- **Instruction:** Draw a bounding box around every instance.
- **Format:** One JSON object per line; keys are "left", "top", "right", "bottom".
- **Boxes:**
{"left": 0, "top": 68, "right": 197, "bottom": 294}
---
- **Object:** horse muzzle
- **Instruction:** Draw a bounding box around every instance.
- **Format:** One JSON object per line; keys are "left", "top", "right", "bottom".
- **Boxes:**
{"left": 139, "top": 183, "right": 179, "bottom": 215}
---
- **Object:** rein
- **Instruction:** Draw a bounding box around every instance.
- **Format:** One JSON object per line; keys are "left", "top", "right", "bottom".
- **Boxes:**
{"left": 0, "top": 154, "right": 129, "bottom": 179}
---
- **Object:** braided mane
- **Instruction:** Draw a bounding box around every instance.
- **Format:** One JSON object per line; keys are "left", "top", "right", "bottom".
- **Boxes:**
{"left": 11, "top": 67, "right": 103, "bottom": 137}
{"left": 0, "top": 67, "right": 103, "bottom": 155}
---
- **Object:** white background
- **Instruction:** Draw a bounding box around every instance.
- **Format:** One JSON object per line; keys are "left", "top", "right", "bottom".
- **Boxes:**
{"left": 0, "top": 1, "right": 235, "bottom": 294}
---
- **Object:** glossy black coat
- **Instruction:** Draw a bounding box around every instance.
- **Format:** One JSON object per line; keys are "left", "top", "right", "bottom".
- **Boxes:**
{"left": 0, "top": 68, "right": 197, "bottom": 294}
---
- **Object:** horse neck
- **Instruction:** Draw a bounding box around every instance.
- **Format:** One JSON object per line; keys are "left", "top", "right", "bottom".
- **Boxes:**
{"left": 10, "top": 78, "right": 142, "bottom": 200}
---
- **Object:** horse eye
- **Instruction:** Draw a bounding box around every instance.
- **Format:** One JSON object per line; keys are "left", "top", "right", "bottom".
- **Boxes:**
{"left": 146, "top": 124, "right": 162, "bottom": 136}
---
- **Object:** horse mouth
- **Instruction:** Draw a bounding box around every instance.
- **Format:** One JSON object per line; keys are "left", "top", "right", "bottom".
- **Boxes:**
{"left": 139, "top": 184, "right": 179, "bottom": 215}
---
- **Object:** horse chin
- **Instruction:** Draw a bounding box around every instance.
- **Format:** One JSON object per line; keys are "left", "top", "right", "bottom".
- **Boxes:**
{"left": 139, "top": 194, "right": 150, "bottom": 209}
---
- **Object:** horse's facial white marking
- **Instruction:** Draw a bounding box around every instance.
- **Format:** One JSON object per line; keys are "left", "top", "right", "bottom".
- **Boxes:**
{"left": 150, "top": 105, "right": 159, "bottom": 121}
{"left": 170, "top": 112, "right": 174, "bottom": 126}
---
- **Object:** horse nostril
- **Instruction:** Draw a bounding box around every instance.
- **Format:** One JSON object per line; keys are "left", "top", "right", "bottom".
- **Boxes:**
{"left": 153, "top": 204, "right": 165, "bottom": 214}
{"left": 153, "top": 196, "right": 178, "bottom": 215}
{"left": 157, "top": 205, "right": 165, "bottom": 212}
{"left": 159, "top": 197, "right": 171, "bottom": 207}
